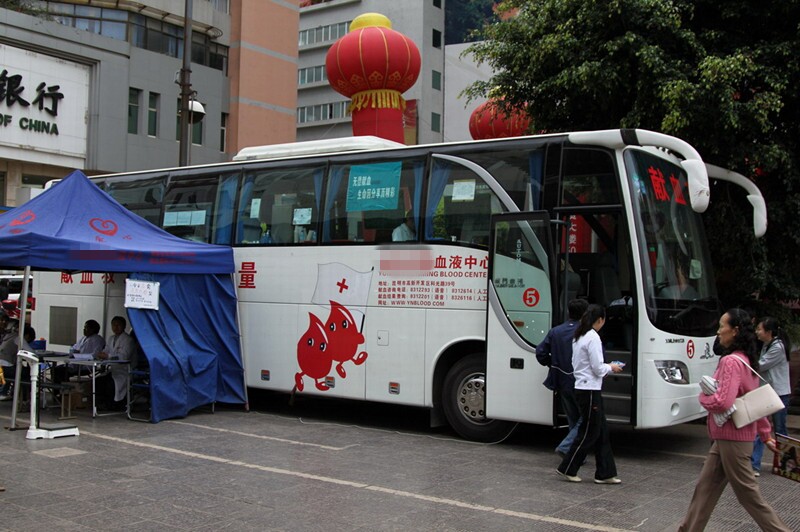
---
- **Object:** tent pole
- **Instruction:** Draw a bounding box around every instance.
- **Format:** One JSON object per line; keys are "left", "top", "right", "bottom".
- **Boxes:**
{"left": 102, "top": 273, "right": 110, "bottom": 338}
{"left": 233, "top": 272, "right": 249, "bottom": 412}
{"left": 9, "top": 265, "right": 31, "bottom": 429}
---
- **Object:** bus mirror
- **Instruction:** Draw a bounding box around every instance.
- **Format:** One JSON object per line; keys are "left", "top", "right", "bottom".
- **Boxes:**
{"left": 705, "top": 163, "right": 768, "bottom": 239}
{"left": 747, "top": 194, "right": 768, "bottom": 238}
{"left": 681, "top": 159, "right": 710, "bottom": 213}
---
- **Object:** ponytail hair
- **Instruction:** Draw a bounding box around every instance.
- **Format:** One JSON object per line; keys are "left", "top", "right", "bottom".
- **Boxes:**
{"left": 759, "top": 316, "right": 791, "bottom": 362}
{"left": 573, "top": 304, "right": 605, "bottom": 341}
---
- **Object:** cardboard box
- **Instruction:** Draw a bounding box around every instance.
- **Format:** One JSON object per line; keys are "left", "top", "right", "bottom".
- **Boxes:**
{"left": 65, "top": 381, "right": 89, "bottom": 410}
{"left": 65, "top": 390, "right": 87, "bottom": 409}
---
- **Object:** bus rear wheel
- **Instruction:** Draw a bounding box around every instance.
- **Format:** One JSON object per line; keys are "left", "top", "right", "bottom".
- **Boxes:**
{"left": 441, "top": 353, "right": 515, "bottom": 443}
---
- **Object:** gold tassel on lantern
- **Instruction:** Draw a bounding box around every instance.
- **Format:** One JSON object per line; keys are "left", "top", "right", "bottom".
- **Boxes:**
{"left": 349, "top": 89, "right": 406, "bottom": 113}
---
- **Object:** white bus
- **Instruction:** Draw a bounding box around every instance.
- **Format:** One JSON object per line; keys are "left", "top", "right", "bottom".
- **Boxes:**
{"left": 33, "top": 130, "right": 766, "bottom": 441}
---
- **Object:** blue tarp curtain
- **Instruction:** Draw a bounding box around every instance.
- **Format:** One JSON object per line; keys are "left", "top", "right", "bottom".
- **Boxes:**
{"left": 0, "top": 170, "right": 246, "bottom": 422}
{"left": 128, "top": 273, "right": 245, "bottom": 423}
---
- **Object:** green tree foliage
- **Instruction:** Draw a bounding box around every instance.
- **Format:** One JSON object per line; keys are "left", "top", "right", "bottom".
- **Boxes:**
{"left": 445, "top": 0, "right": 497, "bottom": 44}
{"left": 465, "top": 0, "right": 800, "bottom": 308}
{"left": 0, "top": 0, "right": 46, "bottom": 15}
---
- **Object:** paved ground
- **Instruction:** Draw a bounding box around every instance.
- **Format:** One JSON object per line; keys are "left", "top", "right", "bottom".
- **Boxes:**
{"left": 1, "top": 395, "right": 798, "bottom": 532}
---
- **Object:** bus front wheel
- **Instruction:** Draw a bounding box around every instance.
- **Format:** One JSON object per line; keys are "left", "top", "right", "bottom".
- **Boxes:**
{"left": 441, "top": 353, "right": 515, "bottom": 443}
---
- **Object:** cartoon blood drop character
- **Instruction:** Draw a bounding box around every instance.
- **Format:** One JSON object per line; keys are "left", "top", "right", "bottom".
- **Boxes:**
{"left": 295, "top": 313, "right": 333, "bottom": 391}
{"left": 324, "top": 300, "right": 368, "bottom": 378}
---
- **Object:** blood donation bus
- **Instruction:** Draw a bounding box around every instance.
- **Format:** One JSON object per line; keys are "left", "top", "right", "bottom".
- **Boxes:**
{"left": 32, "top": 130, "right": 767, "bottom": 441}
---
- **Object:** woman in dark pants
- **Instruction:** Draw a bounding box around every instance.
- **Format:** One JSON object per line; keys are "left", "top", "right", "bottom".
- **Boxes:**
{"left": 556, "top": 304, "right": 624, "bottom": 483}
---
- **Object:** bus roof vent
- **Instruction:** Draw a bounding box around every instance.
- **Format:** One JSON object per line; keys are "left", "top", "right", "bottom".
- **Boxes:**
{"left": 233, "top": 136, "right": 405, "bottom": 161}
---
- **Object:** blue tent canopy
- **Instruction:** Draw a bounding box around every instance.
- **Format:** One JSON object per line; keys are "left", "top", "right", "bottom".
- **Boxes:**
{"left": 0, "top": 170, "right": 233, "bottom": 273}
{"left": 0, "top": 170, "right": 246, "bottom": 421}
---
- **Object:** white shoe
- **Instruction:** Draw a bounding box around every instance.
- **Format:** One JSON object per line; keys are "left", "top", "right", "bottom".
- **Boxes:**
{"left": 556, "top": 469, "right": 582, "bottom": 482}
{"left": 594, "top": 477, "right": 622, "bottom": 484}
{"left": 0, "top": 394, "right": 12, "bottom": 401}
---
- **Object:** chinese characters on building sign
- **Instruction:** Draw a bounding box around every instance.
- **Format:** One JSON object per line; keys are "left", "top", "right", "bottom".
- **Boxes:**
{"left": 0, "top": 68, "right": 64, "bottom": 136}
{"left": 0, "top": 43, "right": 89, "bottom": 166}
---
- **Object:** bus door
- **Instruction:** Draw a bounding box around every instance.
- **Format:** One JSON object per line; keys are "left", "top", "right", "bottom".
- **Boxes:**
{"left": 485, "top": 211, "right": 556, "bottom": 425}
{"left": 556, "top": 209, "right": 635, "bottom": 424}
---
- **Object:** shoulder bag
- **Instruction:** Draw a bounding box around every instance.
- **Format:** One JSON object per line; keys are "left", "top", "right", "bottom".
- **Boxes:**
{"left": 730, "top": 355, "right": 784, "bottom": 429}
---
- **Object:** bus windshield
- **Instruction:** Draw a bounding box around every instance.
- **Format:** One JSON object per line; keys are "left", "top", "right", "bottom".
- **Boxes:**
{"left": 625, "top": 148, "right": 721, "bottom": 337}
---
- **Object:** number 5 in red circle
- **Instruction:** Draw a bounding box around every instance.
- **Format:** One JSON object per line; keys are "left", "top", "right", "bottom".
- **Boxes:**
{"left": 523, "top": 287, "right": 540, "bottom": 307}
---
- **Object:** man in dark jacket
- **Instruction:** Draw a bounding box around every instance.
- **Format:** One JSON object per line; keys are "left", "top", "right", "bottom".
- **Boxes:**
{"left": 536, "top": 298, "right": 588, "bottom": 456}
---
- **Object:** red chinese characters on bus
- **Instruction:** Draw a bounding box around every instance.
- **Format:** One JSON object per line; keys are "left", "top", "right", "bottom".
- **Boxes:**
{"left": 648, "top": 166, "right": 687, "bottom": 204}
{"left": 238, "top": 261, "right": 257, "bottom": 289}
{"left": 433, "top": 254, "right": 488, "bottom": 270}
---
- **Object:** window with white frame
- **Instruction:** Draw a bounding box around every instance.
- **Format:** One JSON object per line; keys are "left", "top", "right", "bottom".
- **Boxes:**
{"left": 297, "top": 101, "right": 349, "bottom": 124}
{"left": 298, "top": 65, "right": 328, "bottom": 86}
{"left": 299, "top": 21, "right": 349, "bottom": 47}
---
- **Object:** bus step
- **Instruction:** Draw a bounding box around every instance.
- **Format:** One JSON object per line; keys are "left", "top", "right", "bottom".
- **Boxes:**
{"left": 602, "top": 392, "right": 631, "bottom": 401}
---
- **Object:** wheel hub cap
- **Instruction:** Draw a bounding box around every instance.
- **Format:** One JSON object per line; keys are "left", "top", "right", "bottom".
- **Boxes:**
{"left": 457, "top": 373, "right": 486, "bottom": 423}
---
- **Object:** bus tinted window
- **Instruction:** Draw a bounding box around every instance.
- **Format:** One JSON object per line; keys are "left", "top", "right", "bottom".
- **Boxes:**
{"left": 105, "top": 174, "right": 166, "bottom": 226}
{"left": 237, "top": 166, "right": 324, "bottom": 245}
{"left": 426, "top": 157, "right": 506, "bottom": 247}
{"left": 625, "top": 148, "right": 720, "bottom": 336}
{"left": 460, "top": 148, "right": 545, "bottom": 211}
{"left": 323, "top": 158, "right": 424, "bottom": 243}
{"left": 561, "top": 148, "right": 619, "bottom": 206}
{"left": 163, "top": 172, "right": 237, "bottom": 243}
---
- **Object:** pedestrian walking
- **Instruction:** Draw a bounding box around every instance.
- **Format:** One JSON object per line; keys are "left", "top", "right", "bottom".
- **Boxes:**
{"left": 556, "top": 304, "right": 623, "bottom": 483}
{"left": 678, "top": 308, "right": 790, "bottom": 531}
{"left": 751, "top": 316, "right": 792, "bottom": 476}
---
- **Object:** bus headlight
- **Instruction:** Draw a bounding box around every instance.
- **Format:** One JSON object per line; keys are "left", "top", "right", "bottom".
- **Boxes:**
{"left": 654, "top": 360, "right": 689, "bottom": 384}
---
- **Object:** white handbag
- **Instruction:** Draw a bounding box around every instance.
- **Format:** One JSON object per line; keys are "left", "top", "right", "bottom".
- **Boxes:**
{"left": 730, "top": 355, "right": 784, "bottom": 429}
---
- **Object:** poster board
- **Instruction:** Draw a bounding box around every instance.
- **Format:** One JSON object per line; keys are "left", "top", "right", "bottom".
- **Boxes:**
{"left": 773, "top": 433, "right": 800, "bottom": 483}
{"left": 124, "top": 279, "right": 160, "bottom": 310}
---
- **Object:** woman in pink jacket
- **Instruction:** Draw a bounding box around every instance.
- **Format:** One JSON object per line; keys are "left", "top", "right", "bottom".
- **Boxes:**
{"left": 678, "top": 308, "right": 789, "bottom": 531}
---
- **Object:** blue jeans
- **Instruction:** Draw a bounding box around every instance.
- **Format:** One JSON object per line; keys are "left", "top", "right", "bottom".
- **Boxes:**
{"left": 751, "top": 394, "right": 791, "bottom": 471}
{"left": 555, "top": 387, "right": 581, "bottom": 455}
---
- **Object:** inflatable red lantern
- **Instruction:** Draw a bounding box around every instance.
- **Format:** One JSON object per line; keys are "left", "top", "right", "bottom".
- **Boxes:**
{"left": 469, "top": 99, "right": 531, "bottom": 140}
{"left": 326, "top": 13, "right": 421, "bottom": 143}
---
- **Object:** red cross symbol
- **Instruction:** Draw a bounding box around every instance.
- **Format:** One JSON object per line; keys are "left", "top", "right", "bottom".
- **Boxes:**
{"left": 336, "top": 278, "right": 349, "bottom": 293}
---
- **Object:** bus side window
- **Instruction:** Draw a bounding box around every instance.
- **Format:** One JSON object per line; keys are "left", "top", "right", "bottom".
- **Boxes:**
{"left": 323, "top": 158, "right": 422, "bottom": 244}
{"left": 425, "top": 159, "right": 504, "bottom": 247}
{"left": 163, "top": 173, "right": 228, "bottom": 243}
{"left": 237, "top": 166, "right": 323, "bottom": 245}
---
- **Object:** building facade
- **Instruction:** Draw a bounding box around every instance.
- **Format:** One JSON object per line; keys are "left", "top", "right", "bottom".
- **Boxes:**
{"left": 0, "top": 0, "right": 299, "bottom": 207}
{"left": 297, "top": 0, "right": 445, "bottom": 145}
{"left": 443, "top": 41, "right": 491, "bottom": 143}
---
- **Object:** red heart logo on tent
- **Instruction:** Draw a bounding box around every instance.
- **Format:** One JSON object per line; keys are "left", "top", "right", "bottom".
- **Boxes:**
{"left": 89, "top": 218, "right": 118, "bottom": 236}
{"left": 10, "top": 210, "right": 36, "bottom": 226}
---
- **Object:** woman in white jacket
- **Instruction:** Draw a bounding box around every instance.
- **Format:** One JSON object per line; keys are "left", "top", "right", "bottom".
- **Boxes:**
{"left": 556, "top": 304, "right": 623, "bottom": 484}
{"left": 751, "top": 316, "right": 792, "bottom": 475}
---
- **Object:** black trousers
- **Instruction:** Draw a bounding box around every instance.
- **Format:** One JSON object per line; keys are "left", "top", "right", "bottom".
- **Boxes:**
{"left": 557, "top": 389, "right": 618, "bottom": 479}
